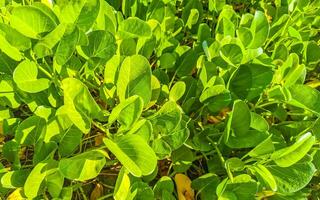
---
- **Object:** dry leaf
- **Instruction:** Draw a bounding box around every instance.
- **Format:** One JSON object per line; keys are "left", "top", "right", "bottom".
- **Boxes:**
{"left": 207, "top": 116, "right": 221, "bottom": 124}
{"left": 174, "top": 174, "right": 194, "bottom": 200}
{"left": 219, "top": 107, "right": 231, "bottom": 118}
{"left": 208, "top": 107, "right": 231, "bottom": 124}
{"left": 7, "top": 188, "right": 25, "bottom": 200}
{"left": 0, "top": 121, "right": 3, "bottom": 134}
{"left": 0, "top": 121, "right": 4, "bottom": 143}
{"left": 94, "top": 133, "right": 104, "bottom": 146}
{"left": 90, "top": 183, "right": 104, "bottom": 200}
{"left": 19, "top": 147, "right": 27, "bottom": 160}
{"left": 307, "top": 80, "right": 320, "bottom": 88}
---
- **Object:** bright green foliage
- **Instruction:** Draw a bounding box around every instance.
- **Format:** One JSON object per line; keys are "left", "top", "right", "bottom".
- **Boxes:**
{"left": 1, "top": 0, "right": 320, "bottom": 199}
{"left": 13, "top": 60, "right": 50, "bottom": 93}
{"left": 104, "top": 134, "right": 157, "bottom": 177}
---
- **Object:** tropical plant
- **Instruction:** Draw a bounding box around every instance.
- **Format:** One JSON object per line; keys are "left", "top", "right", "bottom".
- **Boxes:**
{"left": 1, "top": 0, "right": 320, "bottom": 199}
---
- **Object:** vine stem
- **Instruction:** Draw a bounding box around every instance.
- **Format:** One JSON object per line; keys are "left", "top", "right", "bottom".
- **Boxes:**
{"left": 97, "top": 193, "right": 114, "bottom": 200}
{"left": 38, "top": 65, "right": 53, "bottom": 79}
{"left": 207, "top": 136, "right": 234, "bottom": 182}
{"left": 79, "top": 187, "right": 88, "bottom": 200}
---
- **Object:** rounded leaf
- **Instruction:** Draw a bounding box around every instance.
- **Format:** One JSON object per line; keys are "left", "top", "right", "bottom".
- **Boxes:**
{"left": 103, "top": 134, "right": 157, "bottom": 177}
{"left": 13, "top": 60, "right": 50, "bottom": 93}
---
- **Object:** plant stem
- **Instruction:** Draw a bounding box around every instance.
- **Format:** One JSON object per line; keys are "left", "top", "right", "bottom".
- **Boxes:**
{"left": 38, "top": 65, "right": 53, "bottom": 79}
{"left": 79, "top": 186, "right": 88, "bottom": 200}
{"left": 97, "top": 193, "right": 114, "bottom": 200}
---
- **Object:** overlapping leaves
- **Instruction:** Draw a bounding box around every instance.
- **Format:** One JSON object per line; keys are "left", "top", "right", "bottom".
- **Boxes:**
{"left": 0, "top": 0, "right": 320, "bottom": 199}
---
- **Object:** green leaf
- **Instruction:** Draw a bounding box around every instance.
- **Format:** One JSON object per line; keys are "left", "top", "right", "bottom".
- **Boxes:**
{"left": 225, "top": 157, "right": 245, "bottom": 171}
{"left": 305, "top": 41, "right": 320, "bottom": 64}
{"left": 147, "top": 75, "right": 161, "bottom": 108}
{"left": 251, "top": 164, "right": 277, "bottom": 191}
{"left": 250, "top": 112, "right": 269, "bottom": 132}
{"left": 0, "top": 34, "right": 23, "bottom": 61}
{"left": 247, "top": 136, "right": 275, "bottom": 158}
{"left": 46, "top": 171, "right": 64, "bottom": 198}
{"left": 172, "top": 146, "right": 194, "bottom": 172}
{"left": 200, "top": 83, "right": 231, "bottom": 114}
{"left": 226, "top": 129, "right": 269, "bottom": 149}
{"left": 117, "top": 55, "right": 152, "bottom": 106}
{"left": 160, "top": 53, "right": 176, "bottom": 69}
{"left": 215, "top": 6, "right": 236, "bottom": 41}
{"left": 186, "top": 9, "right": 199, "bottom": 29}
{"left": 152, "top": 116, "right": 190, "bottom": 156}
{"left": 62, "top": 78, "right": 102, "bottom": 133}
{"left": 58, "top": 126, "right": 83, "bottom": 157}
{"left": 176, "top": 49, "right": 198, "bottom": 78}
{"left": 113, "top": 168, "right": 132, "bottom": 200}
{"left": 2, "top": 140, "right": 20, "bottom": 168}
{"left": 54, "top": 26, "right": 80, "bottom": 66}
{"left": 209, "top": 0, "right": 225, "bottom": 12}
{"left": 129, "top": 181, "right": 154, "bottom": 200}
{"left": 103, "top": 134, "right": 157, "bottom": 177}
{"left": 10, "top": 6, "right": 57, "bottom": 39}
{"left": 59, "top": 150, "right": 107, "bottom": 181}
{"left": 281, "top": 54, "right": 305, "bottom": 87}
{"left": 287, "top": 84, "right": 320, "bottom": 115}
{"left": 119, "top": 38, "right": 136, "bottom": 56}
{"left": 228, "top": 64, "right": 273, "bottom": 101}
{"left": 227, "top": 100, "right": 251, "bottom": 137}
{"left": 24, "top": 160, "right": 58, "bottom": 199}
{"left": 191, "top": 173, "right": 220, "bottom": 200}
{"left": 238, "top": 27, "right": 253, "bottom": 47}
{"left": 13, "top": 60, "right": 50, "bottom": 93}
{"left": 153, "top": 176, "right": 174, "bottom": 198}
{"left": 1, "top": 170, "right": 29, "bottom": 189}
{"left": 95, "top": 1, "right": 117, "bottom": 34}
{"left": 0, "top": 75, "right": 20, "bottom": 108}
{"left": 33, "top": 141, "right": 57, "bottom": 164}
{"left": 225, "top": 100, "right": 269, "bottom": 148}
{"left": 220, "top": 43, "right": 243, "bottom": 65}
{"left": 56, "top": 0, "right": 101, "bottom": 31}
{"left": 267, "top": 162, "right": 316, "bottom": 193}
{"left": 15, "top": 116, "right": 46, "bottom": 145}
{"left": 109, "top": 95, "right": 144, "bottom": 131}
{"left": 75, "top": 0, "right": 101, "bottom": 31}
{"left": 217, "top": 175, "right": 258, "bottom": 199}
{"left": 181, "top": 0, "right": 203, "bottom": 31}
{"left": 249, "top": 11, "right": 269, "bottom": 49}
{"left": 81, "top": 30, "right": 117, "bottom": 60}
{"left": 104, "top": 55, "right": 121, "bottom": 85}
{"left": 34, "top": 23, "right": 67, "bottom": 58}
{"left": 118, "top": 17, "right": 152, "bottom": 39}
{"left": 127, "top": 119, "right": 153, "bottom": 142}
{"left": 0, "top": 52, "right": 18, "bottom": 74}
{"left": 147, "top": 1, "right": 165, "bottom": 23}
{"left": 169, "top": 81, "right": 186, "bottom": 102}
{"left": 0, "top": 23, "right": 31, "bottom": 51}
{"left": 197, "top": 23, "right": 211, "bottom": 43}
{"left": 148, "top": 101, "right": 182, "bottom": 136}
{"left": 271, "top": 132, "right": 315, "bottom": 167}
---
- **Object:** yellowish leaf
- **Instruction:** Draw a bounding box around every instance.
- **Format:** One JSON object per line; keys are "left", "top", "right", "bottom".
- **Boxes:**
{"left": 174, "top": 174, "right": 194, "bottom": 200}
{"left": 0, "top": 121, "right": 3, "bottom": 134}
{"left": 94, "top": 133, "right": 104, "bottom": 146}
{"left": 0, "top": 121, "right": 4, "bottom": 143}
{"left": 207, "top": 116, "right": 221, "bottom": 124}
{"left": 41, "top": 0, "right": 53, "bottom": 8}
{"left": 7, "top": 188, "right": 25, "bottom": 200}
{"left": 306, "top": 80, "right": 320, "bottom": 88}
{"left": 90, "top": 183, "right": 104, "bottom": 200}
{"left": 19, "top": 147, "right": 27, "bottom": 160}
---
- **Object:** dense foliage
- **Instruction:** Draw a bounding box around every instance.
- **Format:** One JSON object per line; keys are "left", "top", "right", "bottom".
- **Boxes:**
{"left": 1, "top": 0, "right": 320, "bottom": 199}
